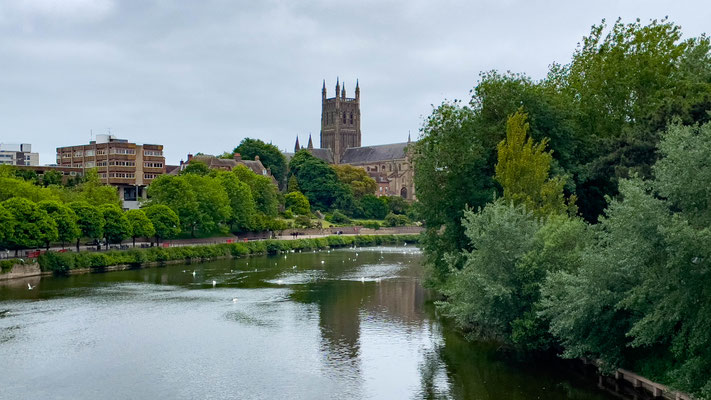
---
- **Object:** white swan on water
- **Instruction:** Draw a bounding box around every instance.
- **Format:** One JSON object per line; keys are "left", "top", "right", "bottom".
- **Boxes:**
{"left": 212, "top": 280, "right": 217, "bottom": 287}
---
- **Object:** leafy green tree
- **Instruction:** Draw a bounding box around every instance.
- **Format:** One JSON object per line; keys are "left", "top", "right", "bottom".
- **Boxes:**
{"left": 69, "top": 201, "right": 104, "bottom": 251}
{"left": 214, "top": 171, "right": 256, "bottom": 232}
{"left": 495, "top": 110, "right": 576, "bottom": 217}
{"left": 14, "top": 168, "right": 39, "bottom": 183}
{"left": 359, "top": 195, "right": 388, "bottom": 219}
{"left": 74, "top": 169, "right": 121, "bottom": 206}
{"left": 232, "top": 165, "right": 279, "bottom": 217}
{"left": 0, "top": 176, "right": 60, "bottom": 203}
{"left": 38, "top": 200, "right": 80, "bottom": 248}
{"left": 289, "top": 151, "right": 353, "bottom": 212}
{"left": 233, "top": 138, "right": 288, "bottom": 190}
{"left": 560, "top": 19, "right": 711, "bottom": 221}
{"left": 2, "top": 197, "right": 57, "bottom": 254}
{"left": 99, "top": 204, "right": 131, "bottom": 246}
{"left": 0, "top": 203, "right": 16, "bottom": 250}
{"left": 181, "top": 174, "right": 231, "bottom": 235}
{"left": 284, "top": 191, "right": 310, "bottom": 215}
{"left": 147, "top": 175, "right": 199, "bottom": 235}
{"left": 181, "top": 160, "right": 211, "bottom": 176}
{"left": 144, "top": 205, "right": 180, "bottom": 244}
{"left": 332, "top": 164, "right": 377, "bottom": 198}
{"left": 41, "top": 170, "right": 64, "bottom": 187}
{"left": 125, "top": 209, "right": 156, "bottom": 247}
{"left": 287, "top": 175, "right": 300, "bottom": 193}
{"left": 413, "top": 102, "right": 497, "bottom": 285}
{"left": 653, "top": 122, "right": 711, "bottom": 227}
{"left": 382, "top": 195, "right": 410, "bottom": 215}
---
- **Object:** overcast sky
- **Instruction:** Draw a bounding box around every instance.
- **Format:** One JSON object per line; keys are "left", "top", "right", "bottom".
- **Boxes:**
{"left": 1, "top": 0, "right": 709, "bottom": 164}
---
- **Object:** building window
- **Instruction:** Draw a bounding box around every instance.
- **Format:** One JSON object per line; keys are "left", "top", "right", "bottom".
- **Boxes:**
{"left": 85, "top": 161, "right": 95, "bottom": 168}
{"left": 144, "top": 173, "right": 158, "bottom": 180}
{"left": 74, "top": 151, "right": 83, "bottom": 157}
{"left": 144, "top": 162, "right": 163, "bottom": 168}
{"left": 109, "top": 148, "right": 136, "bottom": 155}
{"left": 96, "top": 149, "right": 106, "bottom": 156}
{"left": 63, "top": 153, "right": 71, "bottom": 158}
{"left": 343, "top": 112, "right": 346, "bottom": 124}
{"left": 144, "top": 150, "right": 163, "bottom": 157}
{"left": 85, "top": 150, "right": 95, "bottom": 157}
{"left": 350, "top": 113, "right": 353, "bottom": 124}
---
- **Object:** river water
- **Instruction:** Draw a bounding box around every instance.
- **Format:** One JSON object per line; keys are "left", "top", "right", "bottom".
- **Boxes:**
{"left": 0, "top": 246, "right": 615, "bottom": 400}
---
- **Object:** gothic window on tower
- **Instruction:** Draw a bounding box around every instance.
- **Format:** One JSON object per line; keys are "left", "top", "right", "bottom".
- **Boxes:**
{"left": 343, "top": 112, "right": 346, "bottom": 124}
{"left": 350, "top": 113, "right": 353, "bottom": 124}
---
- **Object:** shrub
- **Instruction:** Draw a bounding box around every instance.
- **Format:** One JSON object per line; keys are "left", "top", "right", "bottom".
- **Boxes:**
{"left": 329, "top": 211, "right": 351, "bottom": 225}
{"left": 294, "top": 215, "right": 312, "bottom": 229}
{"left": 363, "top": 221, "right": 381, "bottom": 230}
{"left": 384, "top": 213, "right": 409, "bottom": 227}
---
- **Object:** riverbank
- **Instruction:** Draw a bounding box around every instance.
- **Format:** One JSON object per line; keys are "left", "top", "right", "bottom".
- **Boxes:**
{"left": 1, "top": 234, "right": 420, "bottom": 281}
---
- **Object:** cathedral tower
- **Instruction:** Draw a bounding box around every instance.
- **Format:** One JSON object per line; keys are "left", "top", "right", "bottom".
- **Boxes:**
{"left": 320, "top": 78, "right": 361, "bottom": 164}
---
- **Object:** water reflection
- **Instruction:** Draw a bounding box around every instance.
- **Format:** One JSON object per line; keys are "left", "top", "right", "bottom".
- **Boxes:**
{"left": 0, "top": 246, "right": 614, "bottom": 400}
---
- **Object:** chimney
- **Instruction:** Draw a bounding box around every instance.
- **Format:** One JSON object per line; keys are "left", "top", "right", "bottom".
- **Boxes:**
{"left": 254, "top": 155, "right": 260, "bottom": 161}
{"left": 233, "top": 152, "right": 241, "bottom": 161}
{"left": 187, "top": 154, "right": 193, "bottom": 162}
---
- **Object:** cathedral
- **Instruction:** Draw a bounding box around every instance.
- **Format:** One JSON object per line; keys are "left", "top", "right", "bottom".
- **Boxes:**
{"left": 289, "top": 79, "right": 415, "bottom": 200}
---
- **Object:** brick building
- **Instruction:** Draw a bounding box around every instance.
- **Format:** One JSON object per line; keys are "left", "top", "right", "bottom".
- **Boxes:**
{"left": 56, "top": 134, "right": 166, "bottom": 209}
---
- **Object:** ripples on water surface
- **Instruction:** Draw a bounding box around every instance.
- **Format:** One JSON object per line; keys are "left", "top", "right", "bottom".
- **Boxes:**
{"left": 0, "top": 246, "right": 614, "bottom": 400}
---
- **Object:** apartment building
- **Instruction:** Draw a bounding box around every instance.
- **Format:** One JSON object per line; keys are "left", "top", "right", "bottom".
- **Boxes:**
{"left": 0, "top": 143, "right": 39, "bottom": 166}
{"left": 56, "top": 134, "right": 166, "bottom": 209}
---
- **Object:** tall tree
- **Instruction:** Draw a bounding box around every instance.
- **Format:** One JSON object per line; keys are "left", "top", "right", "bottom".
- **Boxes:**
{"left": 232, "top": 165, "right": 279, "bottom": 217}
{"left": 99, "top": 204, "right": 131, "bottom": 247}
{"left": 284, "top": 191, "right": 311, "bottom": 215}
{"left": 288, "top": 151, "right": 353, "bottom": 212}
{"left": 147, "top": 175, "right": 199, "bottom": 236}
{"left": 214, "top": 171, "right": 257, "bottom": 232}
{"left": 144, "top": 205, "right": 180, "bottom": 244}
{"left": 233, "top": 138, "right": 288, "bottom": 190}
{"left": 332, "top": 164, "right": 377, "bottom": 199}
{"left": 125, "top": 209, "right": 156, "bottom": 247}
{"left": 413, "top": 102, "right": 496, "bottom": 285}
{"left": 495, "top": 110, "right": 576, "bottom": 217}
{"left": 38, "top": 200, "right": 80, "bottom": 249}
{"left": 0, "top": 203, "right": 16, "bottom": 250}
{"left": 69, "top": 201, "right": 104, "bottom": 251}
{"left": 181, "top": 174, "right": 231, "bottom": 235}
{"left": 180, "top": 160, "right": 210, "bottom": 176}
{"left": 2, "top": 198, "right": 57, "bottom": 254}
{"left": 73, "top": 169, "right": 121, "bottom": 206}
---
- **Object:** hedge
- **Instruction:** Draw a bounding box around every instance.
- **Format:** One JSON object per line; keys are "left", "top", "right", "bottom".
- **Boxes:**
{"left": 37, "top": 234, "right": 420, "bottom": 273}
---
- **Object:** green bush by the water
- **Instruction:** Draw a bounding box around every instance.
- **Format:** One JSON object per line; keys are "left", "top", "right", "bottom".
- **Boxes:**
{"left": 37, "top": 234, "right": 419, "bottom": 273}
{"left": 0, "top": 259, "right": 25, "bottom": 273}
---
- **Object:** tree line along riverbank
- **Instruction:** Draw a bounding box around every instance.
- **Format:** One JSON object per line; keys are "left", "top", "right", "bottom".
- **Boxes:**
{"left": 4, "top": 234, "right": 419, "bottom": 276}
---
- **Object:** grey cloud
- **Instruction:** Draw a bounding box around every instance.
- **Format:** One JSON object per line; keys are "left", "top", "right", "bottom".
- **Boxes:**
{"left": 0, "top": 0, "right": 709, "bottom": 164}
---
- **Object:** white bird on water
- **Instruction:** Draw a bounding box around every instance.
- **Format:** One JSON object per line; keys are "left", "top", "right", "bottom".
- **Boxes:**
{"left": 27, "top": 283, "right": 34, "bottom": 290}
{"left": 360, "top": 277, "right": 365, "bottom": 283}
{"left": 321, "top": 260, "right": 325, "bottom": 264}
{"left": 212, "top": 280, "right": 217, "bottom": 287}
{"left": 192, "top": 271, "right": 196, "bottom": 277}
{"left": 232, "top": 298, "right": 238, "bottom": 303}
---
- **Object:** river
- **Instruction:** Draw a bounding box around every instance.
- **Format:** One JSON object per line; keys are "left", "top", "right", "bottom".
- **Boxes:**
{"left": 0, "top": 246, "right": 615, "bottom": 400}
